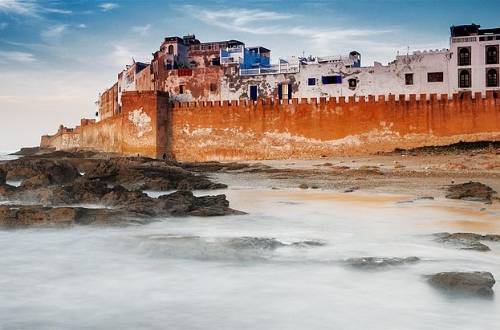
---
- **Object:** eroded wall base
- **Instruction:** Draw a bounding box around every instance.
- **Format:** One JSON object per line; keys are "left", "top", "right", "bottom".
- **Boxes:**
{"left": 41, "top": 92, "right": 500, "bottom": 161}
{"left": 170, "top": 94, "right": 500, "bottom": 161}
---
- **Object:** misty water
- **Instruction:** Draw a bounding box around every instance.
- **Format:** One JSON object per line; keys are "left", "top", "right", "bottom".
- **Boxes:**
{"left": 1, "top": 175, "right": 500, "bottom": 330}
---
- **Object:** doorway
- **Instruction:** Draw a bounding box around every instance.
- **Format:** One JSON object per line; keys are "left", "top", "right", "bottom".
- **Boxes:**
{"left": 249, "top": 85, "right": 258, "bottom": 101}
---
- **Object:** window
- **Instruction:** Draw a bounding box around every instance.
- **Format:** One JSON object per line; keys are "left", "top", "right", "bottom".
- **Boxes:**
{"left": 405, "top": 73, "right": 414, "bottom": 85}
{"left": 458, "top": 47, "right": 471, "bottom": 66}
{"left": 179, "top": 85, "right": 184, "bottom": 94}
{"left": 308, "top": 78, "right": 316, "bottom": 86}
{"left": 459, "top": 69, "right": 471, "bottom": 88}
{"left": 486, "top": 68, "right": 498, "bottom": 87}
{"left": 210, "top": 83, "right": 217, "bottom": 92}
{"left": 322, "top": 75, "right": 342, "bottom": 84}
{"left": 211, "top": 57, "right": 220, "bottom": 66}
{"left": 168, "top": 45, "right": 174, "bottom": 55}
{"left": 348, "top": 78, "right": 357, "bottom": 90}
{"left": 249, "top": 85, "right": 258, "bottom": 101}
{"left": 427, "top": 72, "right": 444, "bottom": 82}
{"left": 486, "top": 45, "right": 499, "bottom": 64}
{"left": 278, "top": 83, "right": 292, "bottom": 100}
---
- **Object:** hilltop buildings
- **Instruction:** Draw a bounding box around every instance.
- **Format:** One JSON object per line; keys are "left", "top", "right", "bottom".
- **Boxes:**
{"left": 97, "top": 24, "right": 500, "bottom": 120}
{"left": 41, "top": 24, "right": 500, "bottom": 160}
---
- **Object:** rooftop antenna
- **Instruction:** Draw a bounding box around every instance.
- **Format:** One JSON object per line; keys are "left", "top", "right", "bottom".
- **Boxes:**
{"left": 407, "top": 46, "right": 410, "bottom": 56}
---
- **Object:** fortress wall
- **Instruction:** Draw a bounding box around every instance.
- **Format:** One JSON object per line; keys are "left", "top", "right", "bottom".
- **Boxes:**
{"left": 41, "top": 91, "right": 169, "bottom": 159}
{"left": 170, "top": 93, "right": 500, "bottom": 161}
{"left": 42, "top": 91, "right": 500, "bottom": 161}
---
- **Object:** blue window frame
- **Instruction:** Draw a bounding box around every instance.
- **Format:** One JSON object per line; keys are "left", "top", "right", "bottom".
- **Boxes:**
{"left": 322, "top": 75, "right": 342, "bottom": 84}
{"left": 308, "top": 78, "right": 316, "bottom": 86}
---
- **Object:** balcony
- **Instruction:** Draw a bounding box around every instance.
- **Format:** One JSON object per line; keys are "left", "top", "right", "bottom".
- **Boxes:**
{"left": 239, "top": 62, "right": 300, "bottom": 76}
{"left": 220, "top": 56, "right": 242, "bottom": 65}
{"left": 451, "top": 37, "right": 477, "bottom": 43}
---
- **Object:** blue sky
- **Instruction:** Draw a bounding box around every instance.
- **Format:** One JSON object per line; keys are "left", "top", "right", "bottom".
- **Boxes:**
{"left": 0, "top": 0, "right": 499, "bottom": 150}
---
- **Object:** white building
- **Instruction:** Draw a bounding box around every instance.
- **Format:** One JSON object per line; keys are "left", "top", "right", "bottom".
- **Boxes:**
{"left": 448, "top": 24, "right": 499, "bottom": 94}
{"left": 219, "top": 24, "right": 499, "bottom": 101}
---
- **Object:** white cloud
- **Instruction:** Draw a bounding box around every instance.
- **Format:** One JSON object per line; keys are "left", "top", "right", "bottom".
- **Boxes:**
{"left": 0, "top": 50, "right": 36, "bottom": 63}
{"left": 187, "top": 6, "right": 294, "bottom": 35}
{"left": 0, "top": 22, "right": 8, "bottom": 29}
{"left": 188, "top": 6, "right": 390, "bottom": 41}
{"left": 0, "top": 0, "right": 71, "bottom": 16}
{"left": 99, "top": 3, "right": 119, "bottom": 12}
{"left": 0, "top": 0, "right": 38, "bottom": 16}
{"left": 78, "top": 23, "right": 87, "bottom": 28}
{"left": 185, "top": 5, "right": 401, "bottom": 62}
{"left": 43, "top": 8, "right": 72, "bottom": 15}
{"left": 131, "top": 24, "right": 151, "bottom": 36}
{"left": 110, "top": 43, "right": 151, "bottom": 68}
{"left": 41, "top": 24, "right": 67, "bottom": 43}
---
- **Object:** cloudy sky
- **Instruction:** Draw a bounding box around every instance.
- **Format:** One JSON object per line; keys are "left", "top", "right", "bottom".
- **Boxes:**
{"left": 0, "top": 0, "right": 499, "bottom": 150}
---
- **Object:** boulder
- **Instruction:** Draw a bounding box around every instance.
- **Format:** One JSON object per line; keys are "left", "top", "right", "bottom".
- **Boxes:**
{"left": 445, "top": 182, "right": 496, "bottom": 203}
{"left": 427, "top": 272, "right": 495, "bottom": 296}
{"left": 84, "top": 159, "right": 226, "bottom": 191}
{"left": 20, "top": 173, "right": 52, "bottom": 189}
{"left": 0, "top": 205, "right": 141, "bottom": 228}
{"left": 345, "top": 256, "right": 420, "bottom": 269}
{"left": 225, "top": 237, "right": 286, "bottom": 250}
{"left": 0, "top": 151, "right": 243, "bottom": 227}
{"left": 0, "top": 169, "right": 6, "bottom": 185}
{"left": 157, "top": 191, "right": 242, "bottom": 216}
{"left": 435, "top": 232, "right": 500, "bottom": 252}
{"left": 1, "top": 158, "right": 80, "bottom": 185}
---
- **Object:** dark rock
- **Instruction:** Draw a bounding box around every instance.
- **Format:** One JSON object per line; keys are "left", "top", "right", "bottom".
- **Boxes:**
{"left": 1, "top": 158, "right": 80, "bottom": 185}
{"left": 84, "top": 159, "right": 226, "bottom": 191}
{"left": 180, "top": 161, "right": 251, "bottom": 173}
{"left": 345, "top": 256, "right": 420, "bottom": 269}
{"left": 344, "top": 186, "right": 359, "bottom": 193}
{"left": 299, "top": 183, "right": 309, "bottom": 189}
{"left": 225, "top": 237, "right": 286, "bottom": 250}
{"left": 435, "top": 232, "right": 500, "bottom": 252}
{"left": 0, "top": 169, "right": 6, "bottom": 185}
{"left": 84, "top": 160, "right": 120, "bottom": 180}
{"left": 9, "top": 147, "right": 44, "bottom": 156}
{"left": 484, "top": 234, "right": 500, "bottom": 241}
{"left": 290, "top": 240, "right": 326, "bottom": 247}
{"left": 416, "top": 196, "right": 434, "bottom": 200}
{"left": 0, "top": 205, "right": 136, "bottom": 228}
{"left": 427, "top": 272, "right": 495, "bottom": 296}
{"left": 445, "top": 181, "right": 496, "bottom": 203}
{"left": 158, "top": 191, "right": 242, "bottom": 216}
{"left": 0, "top": 152, "right": 243, "bottom": 227}
{"left": 20, "top": 173, "right": 52, "bottom": 189}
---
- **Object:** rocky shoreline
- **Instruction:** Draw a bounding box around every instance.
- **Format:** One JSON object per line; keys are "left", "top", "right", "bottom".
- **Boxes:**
{"left": 0, "top": 150, "right": 242, "bottom": 228}
{"left": 1, "top": 146, "right": 499, "bottom": 298}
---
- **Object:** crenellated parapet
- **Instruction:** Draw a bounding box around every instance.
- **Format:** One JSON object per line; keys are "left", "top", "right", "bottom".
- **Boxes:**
{"left": 41, "top": 91, "right": 500, "bottom": 160}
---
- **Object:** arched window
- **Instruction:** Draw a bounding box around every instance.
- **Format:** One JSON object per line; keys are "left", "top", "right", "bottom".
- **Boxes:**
{"left": 168, "top": 45, "right": 174, "bottom": 55}
{"left": 459, "top": 69, "right": 471, "bottom": 88}
{"left": 458, "top": 47, "right": 471, "bottom": 66}
{"left": 486, "top": 46, "right": 498, "bottom": 64}
{"left": 487, "top": 68, "right": 498, "bottom": 87}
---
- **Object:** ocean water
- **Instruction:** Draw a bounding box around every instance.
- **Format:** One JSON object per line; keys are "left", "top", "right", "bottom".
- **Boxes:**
{"left": 0, "top": 185, "right": 499, "bottom": 330}
{"left": 0, "top": 151, "right": 20, "bottom": 162}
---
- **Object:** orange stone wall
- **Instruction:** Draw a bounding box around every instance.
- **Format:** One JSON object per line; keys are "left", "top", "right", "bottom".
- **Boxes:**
{"left": 170, "top": 93, "right": 500, "bottom": 161}
{"left": 41, "top": 91, "right": 169, "bottom": 159}
{"left": 98, "top": 83, "right": 119, "bottom": 120}
{"left": 42, "top": 91, "right": 500, "bottom": 161}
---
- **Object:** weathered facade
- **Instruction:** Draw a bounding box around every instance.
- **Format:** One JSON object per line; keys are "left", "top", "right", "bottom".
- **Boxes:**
{"left": 42, "top": 24, "right": 500, "bottom": 161}
{"left": 42, "top": 91, "right": 170, "bottom": 159}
